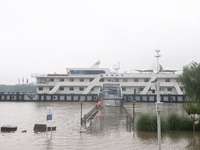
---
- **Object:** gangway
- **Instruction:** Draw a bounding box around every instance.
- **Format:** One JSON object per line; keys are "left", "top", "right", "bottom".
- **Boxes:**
{"left": 80, "top": 83, "right": 124, "bottom": 133}
{"left": 98, "top": 83, "right": 123, "bottom": 107}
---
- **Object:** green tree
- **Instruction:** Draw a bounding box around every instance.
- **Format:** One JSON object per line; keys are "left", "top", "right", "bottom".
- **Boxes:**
{"left": 179, "top": 61, "right": 200, "bottom": 115}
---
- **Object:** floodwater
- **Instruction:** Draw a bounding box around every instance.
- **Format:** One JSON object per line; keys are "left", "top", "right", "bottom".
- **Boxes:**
{"left": 0, "top": 102, "right": 199, "bottom": 150}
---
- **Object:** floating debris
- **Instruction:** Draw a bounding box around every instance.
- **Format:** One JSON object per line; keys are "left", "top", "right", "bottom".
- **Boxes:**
{"left": 1, "top": 125, "right": 17, "bottom": 132}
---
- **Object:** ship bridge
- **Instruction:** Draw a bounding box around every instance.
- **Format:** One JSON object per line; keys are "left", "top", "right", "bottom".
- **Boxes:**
{"left": 98, "top": 83, "right": 123, "bottom": 107}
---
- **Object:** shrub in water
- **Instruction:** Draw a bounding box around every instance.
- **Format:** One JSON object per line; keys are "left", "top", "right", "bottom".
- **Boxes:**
{"left": 136, "top": 114, "right": 167, "bottom": 132}
{"left": 136, "top": 114, "right": 156, "bottom": 132}
{"left": 167, "top": 113, "right": 181, "bottom": 130}
{"left": 161, "top": 117, "right": 167, "bottom": 131}
{"left": 136, "top": 113, "right": 198, "bottom": 132}
{"left": 179, "top": 116, "right": 193, "bottom": 130}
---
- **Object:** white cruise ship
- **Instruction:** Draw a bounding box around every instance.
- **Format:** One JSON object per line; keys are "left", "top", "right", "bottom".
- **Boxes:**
{"left": 32, "top": 61, "right": 183, "bottom": 95}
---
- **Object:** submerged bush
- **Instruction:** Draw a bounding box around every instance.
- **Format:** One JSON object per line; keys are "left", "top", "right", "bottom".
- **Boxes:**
{"left": 179, "top": 117, "right": 193, "bottom": 130}
{"left": 136, "top": 114, "right": 167, "bottom": 132}
{"left": 167, "top": 113, "right": 181, "bottom": 130}
{"left": 161, "top": 117, "right": 167, "bottom": 131}
{"left": 136, "top": 114, "right": 156, "bottom": 131}
{"left": 136, "top": 113, "right": 199, "bottom": 132}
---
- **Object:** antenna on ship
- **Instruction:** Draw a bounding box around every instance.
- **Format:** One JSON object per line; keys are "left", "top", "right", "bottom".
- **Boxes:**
{"left": 113, "top": 62, "right": 120, "bottom": 73}
{"left": 155, "top": 49, "right": 161, "bottom": 73}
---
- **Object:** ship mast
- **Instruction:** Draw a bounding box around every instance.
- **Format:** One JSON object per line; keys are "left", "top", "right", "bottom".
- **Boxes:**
{"left": 155, "top": 49, "right": 161, "bottom": 73}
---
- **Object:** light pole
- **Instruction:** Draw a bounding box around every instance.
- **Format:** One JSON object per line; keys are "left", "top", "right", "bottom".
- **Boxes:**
{"left": 155, "top": 49, "right": 163, "bottom": 150}
{"left": 80, "top": 101, "right": 83, "bottom": 126}
{"left": 132, "top": 101, "right": 136, "bottom": 122}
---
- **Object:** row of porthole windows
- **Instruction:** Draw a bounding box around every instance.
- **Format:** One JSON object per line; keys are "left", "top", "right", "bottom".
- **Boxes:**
{"left": 122, "top": 87, "right": 174, "bottom": 92}
{"left": 38, "top": 87, "right": 175, "bottom": 92}
{"left": 99, "top": 78, "right": 173, "bottom": 83}
{"left": 38, "top": 78, "right": 94, "bottom": 83}
{"left": 100, "top": 78, "right": 143, "bottom": 82}
{"left": 48, "top": 78, "right": 94, "bottom": 82}
{"left": 39, "top": 87, "right": 174, "bottom": 92}
{"left": 39, "top": 95, "right": 98, "bottom": 101}
{"left": 39, "top": 78, "right": 173, "bottom": 83}
{"left": 38, "top": 87, "right": 95, "bottom": 91}
{"left": 127, "top": 95, "right": 183, "bottom": 102}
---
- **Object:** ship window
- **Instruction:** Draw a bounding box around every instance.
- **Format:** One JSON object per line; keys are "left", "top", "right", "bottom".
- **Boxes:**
{"left": 50, "top": 78, "right": 54, "bottom": 82}
{"left": 59, "top": 87, "right": 64, "bottom": 91}
{"left": 37, "top": 78, "right": 46, "bottom": 84}
{"left": 80, "top": 78, "right": 84, "bottom": 82}
{"left": 49, "top": 87, "right": 53, "bottom": 90}
{"left": 90, "top": 78, "right": 94, "bottom": 82}
{"left": 69, "top": 87, "right": 74, "bottom": 91}
{"left": 100, "top": 78, "right": 104, "bottom": 82}
{"left": 79, "top": 87, "right": 84, "bottom": 91}
{"left": 139, "top": 88, "right": 144, "bottom": 91}
{"left": 122, "top": 88, "right": 126, "bottom": 91}
{"left": 144, "top": 78, "right": 149, "bottom": 82}
{"left": 60, "top": 78, "right": 64, "bottom": 82}
{"left": 39, "top": 87, "right": 43, "bottom": 91}
{"left": 115, "top": 78, "right": 119, "bottom": 82}
{"left": 167, "top": 87, "right": 172, "bottom": 91}
{"left": 134, "top": 89, "right": 136, "bottom": 94}
{"left": 70, "top": 70, "right": 106, "bottom": 75}
{"left": 123, "top": 78, "right": 127, "bottom": 82}
{"left": 91, "top": 87, "right": 94, "bottom": 91}
{"left": 134, "top": 78, "right": 138, "bottom": 82}
{"left": 166, "top": 79, "right": 170, "bottom": 82}
{"left": 70, "top": 78, "right": 74, "bottom": 82}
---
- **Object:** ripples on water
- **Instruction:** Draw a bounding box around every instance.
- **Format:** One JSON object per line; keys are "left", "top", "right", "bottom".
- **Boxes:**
{"left": 0, "top": 102, "right": 199, "bottom": 150}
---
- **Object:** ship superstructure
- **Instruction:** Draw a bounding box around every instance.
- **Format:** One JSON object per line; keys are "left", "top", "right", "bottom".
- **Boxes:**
{"left": 32, "top": 61, "right": 183, "bottom": 95}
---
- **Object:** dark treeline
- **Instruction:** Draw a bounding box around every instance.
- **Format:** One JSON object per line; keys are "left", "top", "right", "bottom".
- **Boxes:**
{"left": 0, "top": 84, "right": 36, "bottom": 93}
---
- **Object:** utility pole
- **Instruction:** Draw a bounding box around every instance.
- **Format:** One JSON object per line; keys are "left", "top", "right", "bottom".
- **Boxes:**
{"left": 80, "top": 101, "right": 83, "bottom": 126}
{"left": 155, "top": 49, "right": 163, "bottom": 150}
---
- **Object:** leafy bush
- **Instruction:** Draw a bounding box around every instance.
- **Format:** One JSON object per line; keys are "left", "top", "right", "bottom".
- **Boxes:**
{"left": 183, "top": 100, "right": 200, "bottom": 115}
{"left": 179, "top": 116, "right": 193, "bottom": 130}
{"left": 161, "top": 117, "right": 167, "bottom": 131}
{"left": 136, "top": 114, "right": 167, "bottom": 132}
{"left": 136, "top": 113, "right": 199, "bottom": 132}
{"left": 167, "top": 113, "right": 181, "bottom": 130}
{"left": 136, "top": 114, "right": 156, "bottom": 131}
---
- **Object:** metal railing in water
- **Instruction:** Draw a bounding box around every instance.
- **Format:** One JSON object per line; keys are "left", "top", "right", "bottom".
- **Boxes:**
{"left": 80, "top": 106, "right": 99, "bottom": 132}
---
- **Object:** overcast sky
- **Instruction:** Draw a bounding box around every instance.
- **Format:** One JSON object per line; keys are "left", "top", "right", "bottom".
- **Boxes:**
{"left": 0, "top": 0, "right": 200, "bottom": 84}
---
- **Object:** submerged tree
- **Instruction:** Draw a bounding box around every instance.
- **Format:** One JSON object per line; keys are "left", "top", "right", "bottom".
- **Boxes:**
{"left": 179, "top": 61, "right": 200, "bottom": 115}
{"left": 179, "top": 61, "right": 200, "bottom": 133}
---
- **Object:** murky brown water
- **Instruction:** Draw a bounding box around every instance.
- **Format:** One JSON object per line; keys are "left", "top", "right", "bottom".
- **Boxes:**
{"left": 0, "top": 102, "right": 199, "bottom": 150}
